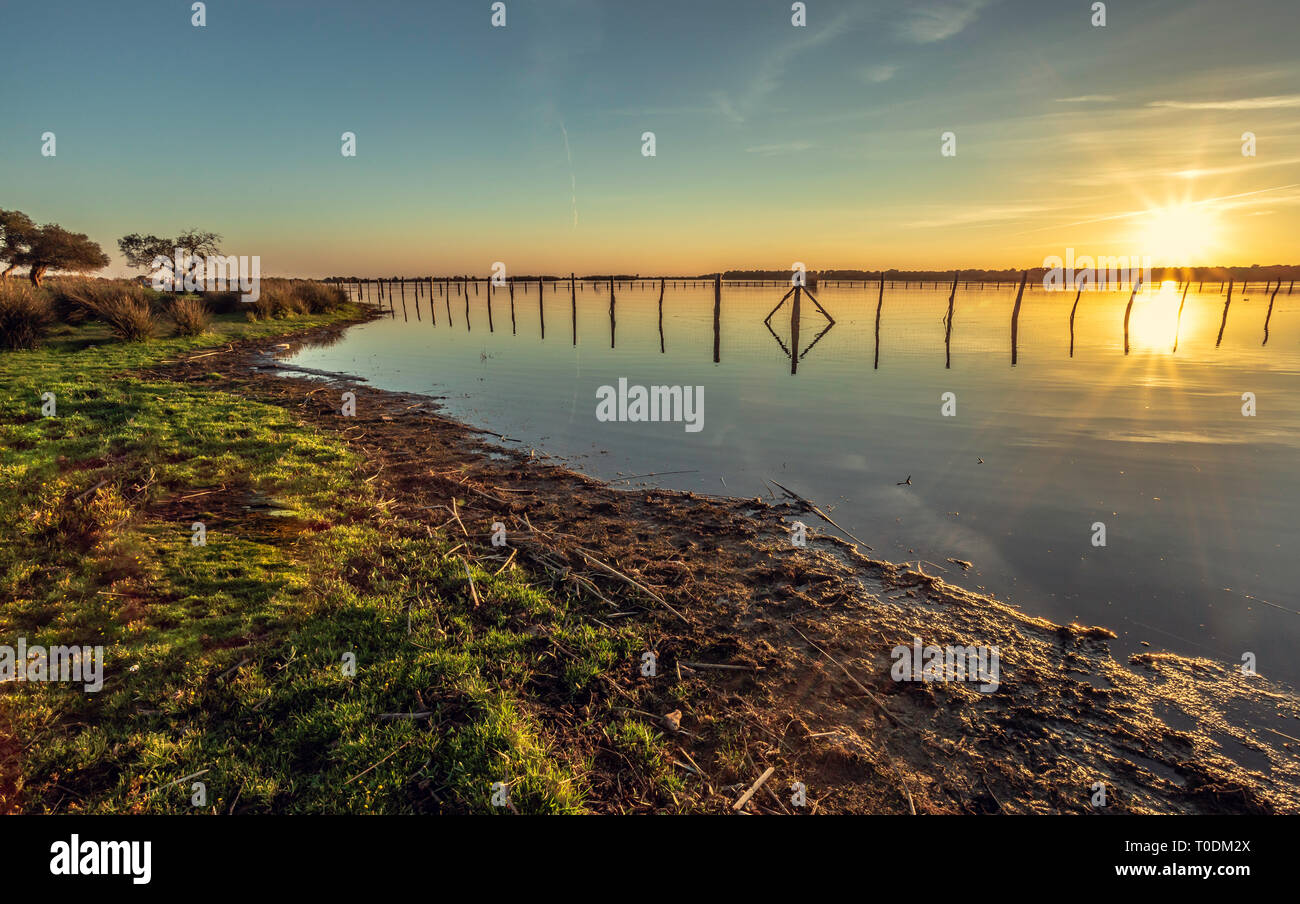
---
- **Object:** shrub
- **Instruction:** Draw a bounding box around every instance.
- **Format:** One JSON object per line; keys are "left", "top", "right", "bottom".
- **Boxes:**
{"left": 293, "top": 281, "right": 347, "bottom": 314}
{"left": 0, "top": 280, "right": 55, "bottom": 349}
{"left": 201, "top": 290, "right": 245, "bottom": 315}
{"left": 247, "top": 282, "right": 307, "bottom": 321}
{"left": 68, "top": 283, "right": 156, "bottom": 341}
{"left": 169, "top": 297, "right": 211, "bottom": 336}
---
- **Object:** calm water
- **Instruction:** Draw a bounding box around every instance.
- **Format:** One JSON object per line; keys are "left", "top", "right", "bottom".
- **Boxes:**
{"left": 290, "top": 279, "right": 1300, "bottom": 688}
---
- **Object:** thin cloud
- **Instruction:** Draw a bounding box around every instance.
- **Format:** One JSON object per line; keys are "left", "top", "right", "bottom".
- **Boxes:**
{"left": 1148, "top": 94, "right": 1300, "bottom": 110}
{"left": 896, "top": 0, "right": 996, "bottom": 44}
{"left": 1055, "top": 95, "right": 1116, "bottom": 103}
{"left": 859, "top": 64, "right": 899, "bottom": 84}
{"left": 560, "top": 122, "right": 578, "bottom": 228}
{"left": 745, "top": 141, "right": 814, "bottom": 156}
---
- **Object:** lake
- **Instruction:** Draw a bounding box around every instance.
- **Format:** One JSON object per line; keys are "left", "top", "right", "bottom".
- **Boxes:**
{"left": 288, "top": 277, "right": 1300, "bottom": 689}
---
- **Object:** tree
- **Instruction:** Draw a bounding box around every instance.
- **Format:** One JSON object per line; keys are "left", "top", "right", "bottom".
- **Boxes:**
{"left": 7, "top": 217, "right": 109, "bottom": 284}
{"left": 0, "top": 209, "right": 37, "bottom": 279}
{"left": 118, "top": 228, "right": 221, "bottom": 289}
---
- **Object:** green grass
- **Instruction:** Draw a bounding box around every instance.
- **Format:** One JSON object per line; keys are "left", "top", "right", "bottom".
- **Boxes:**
{"left": 0, "top": 302, "right": 676, "bottom": 813}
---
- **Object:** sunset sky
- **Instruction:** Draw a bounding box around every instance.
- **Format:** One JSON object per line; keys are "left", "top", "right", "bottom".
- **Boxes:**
{"left": 2, "top": 0, "right": 1298, "bottom": 277}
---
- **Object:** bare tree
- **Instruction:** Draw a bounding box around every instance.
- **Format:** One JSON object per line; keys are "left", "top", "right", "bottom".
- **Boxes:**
{"left": 118, "top": 228, "right": 221, "bottom": 289}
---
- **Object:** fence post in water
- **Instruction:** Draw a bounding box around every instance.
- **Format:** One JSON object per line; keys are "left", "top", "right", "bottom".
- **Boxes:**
{"left": 658, "top": 277, "right": 665, "bottom": 353}
{"left": 790, "top": 284, "right": 802, "bottom": 375}
{"left": 1010, "top": 270, "right": 1028, "bottom": 365}
{"left": 874, "top": 272, "right": 884, "bottom": 370}
{"left": 1263, "top": 281, "right": 1280, "bottom": 345}
{"left": 508, "top": 278, "right": 516, "bottom": 334}
{"left": 464, "top": 281, "right": 470, "bottom": 330}
{"left": 713, "top": 273, "right": 721, "bottom": 364}
{"left": 1122, "top": 279, "right": 1140, "bottom": 355}
{"left": 538, "top": 277, "right": 545, "bottom": 339}
{"left": 1216, "top": 280, "right": 1234, "bottom": 347}
{"left": 1172, "top": 283, "right": 1189, "bottom": 352}
{"left": 570, "top": 273, "right": 577, "bottom": 346}
{"left": 945, "top": 270, "right": 959, "bottom": 369}
{"left": 444, "top": 279, "right": 453, "bottom": 327}
{"left": 1069, "top": 285, "right": 1082, "bottom": 357}
{"left": 429, "top": 278, "right": 436, "bottom": 326}
{"left": 486, "top": 278, "right": 494, "bottom": 332}
{"left": 609, "top": 278, "right": 616, "bottom": 348}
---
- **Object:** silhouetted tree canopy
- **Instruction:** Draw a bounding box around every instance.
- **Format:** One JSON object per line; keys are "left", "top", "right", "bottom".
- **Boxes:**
{"left": 119, "top": 228, "right": 222, "bottom": 287}
{"left": 0, "top": 209, "right": 38, "bottom": 279}
{"left": 1, "top": 210, "right": 109, "bottom": 286}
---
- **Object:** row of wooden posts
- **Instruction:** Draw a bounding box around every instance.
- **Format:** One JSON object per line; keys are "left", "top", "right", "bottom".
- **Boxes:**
{"left": 338, "top": 270, "right": 1288, "bottom": 369}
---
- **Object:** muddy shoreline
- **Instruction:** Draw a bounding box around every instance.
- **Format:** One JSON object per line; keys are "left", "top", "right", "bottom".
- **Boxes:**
{"left": 149, "top": 311, "right": 1300, "bottom": 813}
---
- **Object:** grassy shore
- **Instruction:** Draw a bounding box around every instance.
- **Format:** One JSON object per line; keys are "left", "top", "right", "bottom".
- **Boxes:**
{"left": 0, "top": 298, "right": 683, "bottom": 814}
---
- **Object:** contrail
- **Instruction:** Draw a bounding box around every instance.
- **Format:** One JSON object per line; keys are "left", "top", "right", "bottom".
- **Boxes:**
{"left": 560, "top": 122, "right": 578, "bottom": 228}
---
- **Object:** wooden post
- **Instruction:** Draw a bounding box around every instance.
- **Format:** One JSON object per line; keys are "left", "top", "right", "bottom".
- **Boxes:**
{"left": 1216, "top": 280, "right": 1234, "bottom": 347}
{"left": 658, "top": 277, "right": 665, "bottom": 354}
{"left": 464, "top": 280, "right": 470, "bottom": 330}
{"left": 509, "top": 278, "right": 516, "bottom": 334}
{"left": 570, "top": 273, "right": 576, "bottom": 346}
{"left": 1068, "top": 286, "right": 1082, "bottom": 358}
{"left": 1010, "top": 271, "right": 1028, "bottom": 365}
{"left": 1122, "top": 279, "right": 1139, "bottom": 354}
{"left": 486, "top": 278, "right": 494, "bottom": 332}
{"left": 790, "top": 284, "right": 801, "bottom": 375}
{"left": 713, "top": 273, "right": 721, "bottom": 364}
{"left": 444, "top": 279, "right": 453, "bottom": 327}
{"left": 429, "top": 278, "right": 436, "bottom": 325}
{"left": 873, "top": 272, "right": 883, "bottom": 370}
{"left": 538, "top": 277, "right": 545, "bottom": 339}
{"left": 609, "top": 278, "right": 616, "bottom": 348}
{"left": 1172, "top": 282, "right": 1189, "bottom": 352}
{"left": 1263, "top": 281, "right": 1280, "bottom": 345}
{"left": 945, "top": 270, "right": 958, "bottom": 369}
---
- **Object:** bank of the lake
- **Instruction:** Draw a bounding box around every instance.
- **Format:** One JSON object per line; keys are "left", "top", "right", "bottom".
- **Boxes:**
{"left": 2, "top": 302, "right": 1296, "bottom": 814}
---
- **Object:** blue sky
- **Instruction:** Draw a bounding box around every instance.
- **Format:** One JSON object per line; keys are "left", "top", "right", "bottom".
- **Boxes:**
{"left": 2, "top": 0, "right": 1298, "bottom": 275}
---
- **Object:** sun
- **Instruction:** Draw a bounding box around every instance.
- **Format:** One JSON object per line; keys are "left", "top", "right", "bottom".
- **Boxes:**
{"left": 1136, "top": 203, "right": 1219, "bottom": 266}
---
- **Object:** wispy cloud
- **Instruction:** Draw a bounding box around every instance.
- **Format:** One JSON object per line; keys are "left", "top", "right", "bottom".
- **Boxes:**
{"left": 712, "top": 7, "right": 867, "bottom": 123}
{"left": 745, "top": 141, "right": 814, "bottom": 156}
{"left": 906, "top": 202, "right": 1062, "bottom": 229}
{"left": 895, "top": 0, "right": 996, "bottom": 44}
{"left": 859, "top": 64, "right": 899, "bottom": 84}
{"left": 1055, "top": 95, "right": 1116, "bottom": 103}
{"left": 560, "top": 122, "right": 577, "bottom": 228}
{"left": 1148, "top": 94, "right": 1300, "bottom": 111}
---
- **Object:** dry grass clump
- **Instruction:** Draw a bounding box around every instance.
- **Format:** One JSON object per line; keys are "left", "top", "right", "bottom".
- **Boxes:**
{"left": 67, "top": 282, "right": 156, "bottom": 341}
{"left": 169, "top": 296, "right": 211, "bottom": 336}
{"left": 293, "top": 281, "right": 348, "bottom": 313}
{"left": 0, "top": 280, "right": 55, "bottom": 349}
